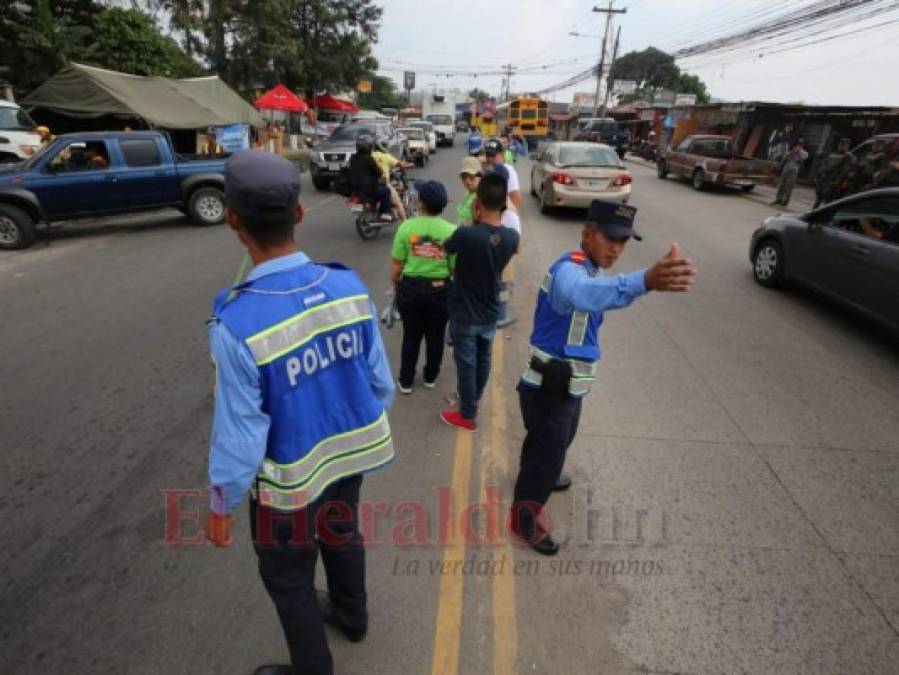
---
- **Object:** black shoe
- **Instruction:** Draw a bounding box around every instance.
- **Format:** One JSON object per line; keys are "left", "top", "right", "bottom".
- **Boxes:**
{"left": 530, "top": 532, "right": 561, "bottom": 556}
{"left": 553, "top": 475, "right": 572, "bottom": 492}
{"left": 252, "top": 666, "right": 292, "bottom": 675}
{"left": 317, "top": 590, "right": 367, "bottom": 642}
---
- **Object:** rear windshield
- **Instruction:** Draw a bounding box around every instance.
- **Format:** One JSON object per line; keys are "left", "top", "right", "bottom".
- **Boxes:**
{"left": 0, "top": 106, "right": 36, "bottom": 131}
{"left": 427, "top": 115, "right": 453, "bottom": 125}
{"left": 400, "top": 129, "right": 425, "bottom": 140}
{"left": 691, "top": 139, "right": 731, "bottom": 157}
{"left": 329, "top": 125, "right": 376, "bottom": 142}
{"left": 558, "top": 145, "right": 622, "bottom": 168}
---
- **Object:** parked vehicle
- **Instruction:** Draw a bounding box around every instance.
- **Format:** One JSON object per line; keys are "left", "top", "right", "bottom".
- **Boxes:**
{"left": 530, "top": 141, "right": 632, "bottom": 213}
{"left": 309, "top": 121, "right": 405, "bottom": 191}
{"left": 398, "top": 127, "right": 429, "bottom": 166}
{"left": 749, "top": 187, "right": 899, "bottom": 334}
{"left": 0, "top": 100, "right": 42, "bottom": 164}
{"left": 657, "top": 135, "right": 778, "bottom": 192}
{"left": 349, "top": 167, "right": 416, "bottom": 240}
{"left": 407, "top": 121, "right": 437, "bottom": 153}
{"left": 574, "top": 117, "right": 629, "bottom": 159}
{"left": 0, "top": 131, "right": 228, "bottom": 250}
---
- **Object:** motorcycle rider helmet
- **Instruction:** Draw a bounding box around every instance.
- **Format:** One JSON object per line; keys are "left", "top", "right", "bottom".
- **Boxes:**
{"left": 356, "top": 134, "right": 374, "bottom": 154}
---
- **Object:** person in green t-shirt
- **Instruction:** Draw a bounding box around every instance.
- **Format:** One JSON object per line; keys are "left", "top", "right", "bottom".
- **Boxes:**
{"left": 390, "top": 179, "right": 457, "bottom": 394}
{"left": 456, "top": 156, "right": 483, "bottom": 226}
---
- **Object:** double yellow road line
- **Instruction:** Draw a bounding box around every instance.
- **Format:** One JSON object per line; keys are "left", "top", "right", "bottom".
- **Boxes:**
{"left": 431, "top": 267, "right": 519, "bottom": 675}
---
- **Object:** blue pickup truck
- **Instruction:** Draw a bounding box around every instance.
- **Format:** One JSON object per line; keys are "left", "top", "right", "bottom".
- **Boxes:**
{"left": 0, "top": 131, "right": 229, "bottom": 249}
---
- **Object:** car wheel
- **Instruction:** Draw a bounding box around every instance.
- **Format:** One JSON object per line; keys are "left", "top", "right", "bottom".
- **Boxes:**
{"left": 539, "top": 185, "right": 552, "bottom": 214}
{"left": 530, "top": 172, "right": 538, "bottom": 197}
{"left": 312, "top": 175, "right": 331, "bottom": 191}
{"left": 740, "top": 184, "right": 756, "bottom": 193}
{"left": 753, "top": 239, "right": 784, "bottom": 288}
{"left": 692, "top": 168, "right": 705, "bottom": 191}
{"left": 657, "top": 160, "right": 668, "bottom": 179}
{"left": 0, "top": 203, "right": 37, "bottom": 250}
{"left": 187, "top": 186, "right": 226, "bottom": 226}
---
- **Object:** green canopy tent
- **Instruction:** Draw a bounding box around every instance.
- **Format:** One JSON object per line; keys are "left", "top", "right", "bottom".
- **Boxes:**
{"left": 23, "top": 63, "right": 265, "bottom": 151}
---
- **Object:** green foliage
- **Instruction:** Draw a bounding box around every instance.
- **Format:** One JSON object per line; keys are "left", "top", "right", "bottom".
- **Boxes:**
{"left": 610, "top": 46, "right": 711, "bottom": 104}
{"left": 468, "top": 88, "right": 490, "bottom": 103}
{"left": 358, "top": 75, "right": 404, "bottom": 111}
{"left": 85, "top": 8, "right": 203, "bottom": 77}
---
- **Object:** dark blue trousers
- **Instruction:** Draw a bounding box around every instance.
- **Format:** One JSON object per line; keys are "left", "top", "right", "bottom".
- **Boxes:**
{"left": 250, "top": 475, "right": 367, "bottom": 675}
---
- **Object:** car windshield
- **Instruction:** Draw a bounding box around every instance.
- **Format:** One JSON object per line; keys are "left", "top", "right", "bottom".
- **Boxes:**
{"left": 0, "top": 106, "right": 36, "bottom": 131}
{"left": 427, "top": 115, "right": 453, "bottom": 125}
{"left": 400, "top": 129, "right": 425, "bottom": 140}
{"left": 328, "top": 125, "right": 376, "bottom": 142}
{"left": 558, "top": 146, "right": 622, "bottom": 168}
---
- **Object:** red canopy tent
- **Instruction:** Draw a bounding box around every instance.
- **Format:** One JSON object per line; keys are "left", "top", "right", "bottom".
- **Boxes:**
{"left": 254, "top": 84, "right": 308, "bottom": 113}
{"left": 313, "top": 92, "right": 359, "bottom": 113}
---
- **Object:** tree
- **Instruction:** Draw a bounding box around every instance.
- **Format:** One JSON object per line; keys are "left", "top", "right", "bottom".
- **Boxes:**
{"left": 159, "top": 0, "right": 204, "bottom": 57}
{"left": 609, "top": 46, "right": 711, "bottom": 104}
{"left": 676, "top": 72, "right": 710, "bottom": 104}
{"left": 85, "top": 8, "right": 203, "bottom": 77}
{"left": 468, "top": 88, "right": 490, "bottom": 103}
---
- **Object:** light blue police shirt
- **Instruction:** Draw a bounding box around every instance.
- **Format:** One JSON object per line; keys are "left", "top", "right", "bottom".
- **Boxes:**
{"left": 207, "top": 251, "right": 396, "bottom": 514}
{"left": 549, "top": 254, "right": 648, "bottom": 314}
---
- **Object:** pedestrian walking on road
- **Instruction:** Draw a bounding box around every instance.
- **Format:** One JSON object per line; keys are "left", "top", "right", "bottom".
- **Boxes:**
{"left": 772, "top": 140, "right": 808, "bottom": 207}
{"left": 440, "top": 172, "right": 520, "bottom": 432}
{"left": 204, "top": 150, "right": 396, "bottom": 675}
{"left": 390, "top": 180, "right": 457, "bottom": 394}
{"left": 509, "top": 201, "right": 697, "bottom": 555}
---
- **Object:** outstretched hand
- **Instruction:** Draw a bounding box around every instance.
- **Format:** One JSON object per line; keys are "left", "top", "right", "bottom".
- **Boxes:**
{"left": 644, "top": 243, "right": 697, "bottom": 292}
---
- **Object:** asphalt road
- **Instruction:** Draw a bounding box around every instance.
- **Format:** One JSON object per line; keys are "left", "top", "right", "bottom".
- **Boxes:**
{"left": 1, "top": 143, "right": 897, "bottom": 675}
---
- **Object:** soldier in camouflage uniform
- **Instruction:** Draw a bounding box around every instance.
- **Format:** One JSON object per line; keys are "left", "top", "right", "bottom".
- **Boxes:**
{"left": 813, "top": 138, "right": 854, "bottom": 208}
{"left": 857, "top": 140, "right": 888, "bottom": 191}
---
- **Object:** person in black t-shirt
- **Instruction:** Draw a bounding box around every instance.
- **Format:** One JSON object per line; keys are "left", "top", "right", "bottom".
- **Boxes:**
{"left": 440, "top": 172, "right": 519, "bottom": 432}
{"left": 346, "top": 135, "right": 392, "bottom": 220}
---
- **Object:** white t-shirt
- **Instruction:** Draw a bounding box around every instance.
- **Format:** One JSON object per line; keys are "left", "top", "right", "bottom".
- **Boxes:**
{"left": 503, "top": 162, "right": 521, "bottom": 193}
{"left": 501, "top": 206, "right": 521, "bottom": 234}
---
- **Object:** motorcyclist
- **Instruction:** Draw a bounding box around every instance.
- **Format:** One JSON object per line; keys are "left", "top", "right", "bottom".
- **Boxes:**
{"left": 373, "top": 139, "right": 414, "bottom": 221}
{"left": 347, "top": 135, "right": 392, "bottom": 221}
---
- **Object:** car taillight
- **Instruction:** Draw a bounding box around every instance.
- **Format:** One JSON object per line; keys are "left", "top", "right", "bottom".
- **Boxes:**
{"left": 349, "top": 195, "right": 361, "bottom": 204}
{"left": 614, "top": 174, "right": 633, "bottom": 187}
{"left": 551, "top": 172, "right": 574, "bottom": 185}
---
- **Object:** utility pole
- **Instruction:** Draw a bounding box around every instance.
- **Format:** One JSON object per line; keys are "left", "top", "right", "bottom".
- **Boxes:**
{"left": 601, "top": 25, "right": 621, "bottom": 116}
{"left": 500, "top": 64, "right": 516, "bottom": 101}
{"left": 591, "top": 1, "right": 626, "bottom": 118}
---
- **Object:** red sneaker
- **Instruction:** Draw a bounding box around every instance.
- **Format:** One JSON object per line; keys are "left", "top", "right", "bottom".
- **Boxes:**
{"left": 440, "top": 410, "right": 477, "bottom": 432}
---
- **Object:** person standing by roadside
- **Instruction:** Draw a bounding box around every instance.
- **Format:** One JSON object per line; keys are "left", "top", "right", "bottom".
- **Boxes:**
{"left": 390, "top": 180, "right": 457, "bottom": 394}
{"left": 772, "top": 140, "right": 808, "bottom": 207}
{"left": 483, "top": 138, "right": 523, "bottom": 210}
{"left": 204, "top": 151, "right": 396, "bottom": 675}
{"left": 440, "top": 173, "right": 519, "bottom": 432}
{"left": 456, "top": 156, "right": 483, "bottom": 226}
{"left": 813, "top": 138, "right": 854, "bottom": 208}
{"left": 858, "top": 139, "right": 888, "bottom": 191}
{"left": 509, "top": 201, "right": 697, "bottom": 555}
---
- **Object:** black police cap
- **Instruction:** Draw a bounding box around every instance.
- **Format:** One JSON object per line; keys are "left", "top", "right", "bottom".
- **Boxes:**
{"left": 586, "top": 200, "right": 642, "bottom": 241}
{"left": 225, "top": 150, "right": 301, "bottom": 224}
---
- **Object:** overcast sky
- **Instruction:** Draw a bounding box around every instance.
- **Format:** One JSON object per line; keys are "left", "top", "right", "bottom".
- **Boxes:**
{"left": 372, "top": 0, "right": 899, "bottom": 106}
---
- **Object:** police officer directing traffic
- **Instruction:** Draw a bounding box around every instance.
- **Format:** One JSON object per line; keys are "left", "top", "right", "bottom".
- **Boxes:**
{"left": 510, "top": 200, "right": 697, "bottom": 555}
{"left": 203, "top": 150, "right": 396, "bottom": 675}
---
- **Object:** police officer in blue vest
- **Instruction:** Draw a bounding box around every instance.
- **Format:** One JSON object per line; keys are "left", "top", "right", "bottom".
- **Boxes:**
{"left": 510, "top": 200, "right": 696, "bottom": 555}
{"left": 203, "top": 151, "right": 396, "bottom": 675}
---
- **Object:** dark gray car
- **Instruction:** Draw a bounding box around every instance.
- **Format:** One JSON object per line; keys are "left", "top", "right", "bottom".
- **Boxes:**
{"left": 749, "top": 187, "right": 899, "bottom": 334}
{"left": 309, "top": 122, "right": 406, "bottom": 191}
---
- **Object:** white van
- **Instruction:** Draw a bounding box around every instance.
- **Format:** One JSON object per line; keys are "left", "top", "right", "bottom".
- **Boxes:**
{"left": 0, "top": 100, "right": 42, "bottom": 164}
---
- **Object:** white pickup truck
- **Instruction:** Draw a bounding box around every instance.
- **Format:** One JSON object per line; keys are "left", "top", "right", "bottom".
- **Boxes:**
{"left": 0, "top": 100, "right": 43, "bottom": 164}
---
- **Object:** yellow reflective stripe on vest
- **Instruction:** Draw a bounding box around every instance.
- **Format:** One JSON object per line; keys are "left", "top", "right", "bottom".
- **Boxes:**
{"left": 567, "top": 310, "right": 589, "bottom": 346}
{"left": 260, "top": 413, "right": 391, "bottom": 486}
{"left": 246, "top": 294, "right": 372, "bottom": 366}
{"left": 253, "top": 436, "right": 394, "bottom": 510}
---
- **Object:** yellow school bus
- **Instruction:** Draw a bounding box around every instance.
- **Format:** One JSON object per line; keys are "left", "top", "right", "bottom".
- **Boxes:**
{"left": 496, "top": 96, "right": 549, "bottom": 148}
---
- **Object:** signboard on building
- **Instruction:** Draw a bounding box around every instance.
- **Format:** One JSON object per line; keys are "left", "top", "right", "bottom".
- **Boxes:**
{"left": 214, "top": 124, "right": 250, "bottom": 153}
{"left": 674, "top": 93, "right": 697, "bottom": 107}
{"left": 653, "top": 89, "right": 676, "bottom": 107}
{"left": 612, "top": 80, "right": 638, "bottom": 96}
{"left": 573, "top": 92, "right": 598, "bottom": 110}
{"left": 356, "top": 80, "right": 372, "bottom": 93}
{"left": 403, "top": 71, "right": 415, "bottom": 91}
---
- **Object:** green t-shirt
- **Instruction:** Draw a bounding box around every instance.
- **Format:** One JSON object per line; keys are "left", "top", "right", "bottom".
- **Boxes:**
{"left": 391, "top": 215, "right": 457, "bottom": 279}
{"left": 456, "top": 192, "right": 476, "bottom": 226}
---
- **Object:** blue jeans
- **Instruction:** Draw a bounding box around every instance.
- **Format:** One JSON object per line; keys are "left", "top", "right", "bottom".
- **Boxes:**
{"left": 450, "top": 321, "right": 496, "bottom": 420}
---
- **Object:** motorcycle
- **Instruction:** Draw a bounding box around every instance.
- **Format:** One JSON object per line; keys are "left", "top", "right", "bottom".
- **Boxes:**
{"left": 350, "top": 168, "right": 417, "bottom": 241}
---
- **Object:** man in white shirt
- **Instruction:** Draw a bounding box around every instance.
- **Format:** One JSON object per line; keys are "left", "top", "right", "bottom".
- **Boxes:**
{"left": 483, "top": 138, "right": 522, "bottom": 210}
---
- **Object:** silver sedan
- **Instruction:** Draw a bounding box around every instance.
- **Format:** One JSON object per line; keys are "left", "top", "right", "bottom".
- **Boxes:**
{"left": 530, "top": 141, "right": 632, "bottom": 213}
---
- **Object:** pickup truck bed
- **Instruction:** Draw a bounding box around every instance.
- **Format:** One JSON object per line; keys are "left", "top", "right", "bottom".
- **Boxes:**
{"left": 0, "top": 131, "right": 228, "bottom": 249}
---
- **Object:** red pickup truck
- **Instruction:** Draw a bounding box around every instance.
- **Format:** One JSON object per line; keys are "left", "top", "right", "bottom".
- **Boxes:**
{"left": 657, "top": 135, "right": 778, "bottom": 193}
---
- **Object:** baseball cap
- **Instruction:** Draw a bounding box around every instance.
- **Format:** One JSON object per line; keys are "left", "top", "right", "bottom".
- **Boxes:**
{"left": 484, "top": 138, "right": 503, "bottom": 156}
{"left": 414, "top": 179, "right": 449, "bottom": 212}
{"left": 460, "top": 156, "right": 482, "bottom": 176}
{"left": 586, "top": 200, "right": 642, "bottom": 241}
{"left": 225, "top": 150, "right": 301, "bottom": 224}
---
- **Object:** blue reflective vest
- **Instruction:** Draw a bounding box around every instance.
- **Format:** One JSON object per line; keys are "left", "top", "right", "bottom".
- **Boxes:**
{"left": 213, "top": 260, "right": 394, "bottom": 511}
{"left": 521, "top": 251, "right": 602, "bottom": 397}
